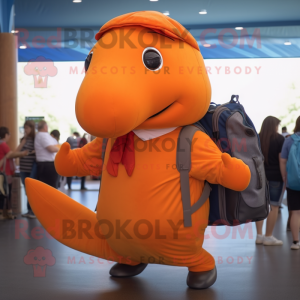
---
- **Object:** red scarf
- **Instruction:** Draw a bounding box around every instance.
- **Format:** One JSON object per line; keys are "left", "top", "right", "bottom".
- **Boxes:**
{"left": 106, "top": 131, "right": 135, "bottom": 177}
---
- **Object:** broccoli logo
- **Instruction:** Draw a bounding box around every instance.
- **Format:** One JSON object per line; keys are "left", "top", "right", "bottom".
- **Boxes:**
{"left": 24, "top": 247, "right": 55, "bottom": 277}
{"left": 24, "top": 56, "right": 58, "bottom": 88}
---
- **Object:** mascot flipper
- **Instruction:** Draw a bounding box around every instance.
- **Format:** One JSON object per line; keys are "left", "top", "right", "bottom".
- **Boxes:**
{"left": 25, "top": 178, "right": 141, "bottom": 266}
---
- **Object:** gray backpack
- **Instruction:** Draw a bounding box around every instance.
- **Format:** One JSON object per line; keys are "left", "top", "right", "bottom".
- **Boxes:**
{"left": 177, "top": 125, "right": 270, "bottom": 227}
{"left": 178, "top": 96, "right": 270, "bottom": 227}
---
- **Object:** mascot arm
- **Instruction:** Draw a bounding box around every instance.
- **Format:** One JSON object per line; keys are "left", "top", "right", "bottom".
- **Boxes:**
{"left": 190, "top": 131, "right": 251, "bottom": 191}
{"left": 54, "top": 138, "right": 103, "bottom": 177}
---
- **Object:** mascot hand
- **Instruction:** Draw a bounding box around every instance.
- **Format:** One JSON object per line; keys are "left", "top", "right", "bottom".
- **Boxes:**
{"left": 221, "top": 153, "right": 251, "bottom": 191}
{"left": 55, "top": 142, "right": 78, "bottom": 177}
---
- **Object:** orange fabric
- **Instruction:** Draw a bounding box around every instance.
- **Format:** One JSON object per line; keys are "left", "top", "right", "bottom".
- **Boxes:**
{"left": 35, "top": 129, "right": 250, "bottom": 271}
{"left": 25, "top": 178, "right": 140, "bottom": 266}
{"left": 55, "top": 141, "right": 103, "bottom": 177}
{"left": 76, "top": 25, "right": 211, "bottom": 138}
{"left": 95, "top": 11, "right": 199, "bottom": 51}
{"left": 190, "top": 131, "right": 250, "bottom": 191}
{"left": 188, "top": 248, "right": 215, "bottom": 272}
{"left": 26, "top": 11, "right": 251, "bottom": 274}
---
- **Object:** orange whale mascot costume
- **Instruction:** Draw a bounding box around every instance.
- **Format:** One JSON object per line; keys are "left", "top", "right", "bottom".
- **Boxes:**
{"left": 26, "top": 11, "right": 251, "bottom": 289}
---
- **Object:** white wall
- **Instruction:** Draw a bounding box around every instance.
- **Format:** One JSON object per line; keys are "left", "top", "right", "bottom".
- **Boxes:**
{"left": 18, "top": 58, "right": 300, "bottom": 141}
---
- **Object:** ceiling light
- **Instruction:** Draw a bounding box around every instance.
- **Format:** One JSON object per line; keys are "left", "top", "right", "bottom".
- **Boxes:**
{"left": 199, "top": 10, "right": 207, "bottom": 14}
{"left": 19, "top": 45, "right": 27, "bottom": 49}
{"left": 73, "top": 0, "right": 82, "bottom": 3}
{"left": 203, "top": 44, "right": 211, "bottom": 47}
{"left": 235, "top": 27, "right": 243, "bottom": 30}
{"left": 150, "top": 0, "right": 159, "bottom": 2}
{"left": 284, "top": 42, "right": 291, "bottom": 45}
{"left": 163, "top": 11, "right": 169, "bottom": 16}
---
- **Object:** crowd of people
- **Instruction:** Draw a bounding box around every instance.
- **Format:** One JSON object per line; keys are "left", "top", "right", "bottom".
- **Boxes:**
{"left": 255, "top": 116, "right": 300, "bottom": 250}
{"left": 0, "top": 116, "right": 300, "bottom": 250}
{"left": 0, "top": 120, "right": 88, "bottom": 220}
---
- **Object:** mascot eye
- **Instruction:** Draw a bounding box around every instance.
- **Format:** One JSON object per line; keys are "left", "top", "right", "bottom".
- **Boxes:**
{"left": 142, "top": 47, "right": 163, "bottom": 71}
{"left": 85, "top": 53, "right": 93, "bottom": 72}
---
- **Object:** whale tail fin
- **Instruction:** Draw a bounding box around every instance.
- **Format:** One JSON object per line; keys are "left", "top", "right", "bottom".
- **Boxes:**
{"left": 25, "top": 178, "right": 120, "bottom": 261}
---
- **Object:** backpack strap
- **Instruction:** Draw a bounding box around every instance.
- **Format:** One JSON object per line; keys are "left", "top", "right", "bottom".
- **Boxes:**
{"left": 95, "top": 138, "right": 108, "bottom": 212}
{"left": 101, "top": 138, "right": 108, "bottom": 162}
{"left": 176, "top": 126, "right": 211, "bottom": 227}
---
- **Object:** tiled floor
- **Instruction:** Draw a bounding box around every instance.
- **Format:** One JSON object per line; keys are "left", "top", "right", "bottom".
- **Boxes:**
{"left": 1, "top": 182, "right": 299, "bottom": 300}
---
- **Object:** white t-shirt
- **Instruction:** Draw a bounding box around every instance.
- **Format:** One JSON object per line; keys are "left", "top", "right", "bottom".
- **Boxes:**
{"left": 34, "top": 132, "right": 58, "bottom": 162}
{"left": 282, "top": 132, "right": 290, "bottom": 138}
{"left": 133, "top": 127, "right": 178, "bottom": 141}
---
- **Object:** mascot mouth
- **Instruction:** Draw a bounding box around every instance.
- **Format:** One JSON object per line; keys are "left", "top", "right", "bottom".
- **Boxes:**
{"left": 148, "top": 103, "right": 173, "bottom": 119}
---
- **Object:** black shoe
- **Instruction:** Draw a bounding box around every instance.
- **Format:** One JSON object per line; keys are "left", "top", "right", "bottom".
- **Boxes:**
{"left": 109, "top": 263, "right": 148, "bottom": 278}
{"left": 187, "top": 267, "right": 217, "bottom": 289}
{"left": 80, "top": 187, "right": 87, "bottom": 190}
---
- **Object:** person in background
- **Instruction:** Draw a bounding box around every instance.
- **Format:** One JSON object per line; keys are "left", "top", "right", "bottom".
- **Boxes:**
{"left": 255, "top": 116, "right": 285, "bottom": 246}
{"left": 79, "top": 133, "right": 88, "bottom": 190}
{"left": 281, "top": 127, "right": 293, "bottom": 224}
{"left": 278, "top": 126, "right": 290, "bottom": 212}
{"left": 282, "top": 126, "right": 291, "bottom": 138}
{"left": 0, "top": 127, "right": 29, "bottom": 220}
{"left": 16, "top": 120, "right": 37, "bottom": 219}
{"left": 280, "top": 116, "right": 300, "bottom": 250}
{"left": 278, "top": 126, "right": 289, "bottom": 214}
{"left": 34, "top": 121, "right": 59, "bottom": 188}
{"left": 75, "top": 132, "right": 81, "bottom": 147}
{"left": 79, "top": 133, "right": 88, "bottom": 148}
{"left": 50, "top": 130, "right": 60, "bottom": 144}
{"left": 66, "top": 132, "right": 80, "bottom": 189}
{"left": 50, "top": 130, "right": 62, "bottom": 188}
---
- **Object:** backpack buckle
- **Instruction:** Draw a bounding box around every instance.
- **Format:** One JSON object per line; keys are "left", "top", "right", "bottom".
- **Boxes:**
{"left": 230, "top": 95, "right": 240, "bottom": 103}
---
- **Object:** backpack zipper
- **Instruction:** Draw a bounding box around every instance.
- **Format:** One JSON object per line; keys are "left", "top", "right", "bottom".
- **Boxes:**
{"left": 218, "top": 185, "right": 230, "bottom": 225}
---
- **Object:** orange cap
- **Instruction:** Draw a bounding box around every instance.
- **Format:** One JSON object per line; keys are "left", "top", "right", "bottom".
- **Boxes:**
{"left": 95, "top": 11, "right": 200, "bottom": 51}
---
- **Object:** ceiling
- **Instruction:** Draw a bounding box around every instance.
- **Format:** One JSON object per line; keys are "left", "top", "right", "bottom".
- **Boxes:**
{"left": 14, "top": 0, "right": 300, "bottom": 29}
